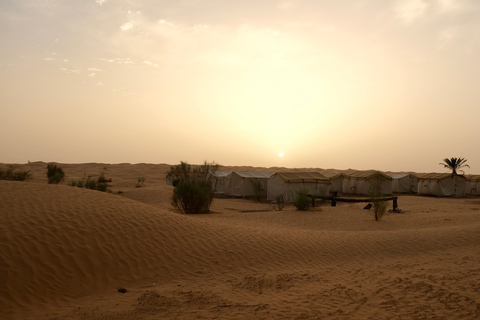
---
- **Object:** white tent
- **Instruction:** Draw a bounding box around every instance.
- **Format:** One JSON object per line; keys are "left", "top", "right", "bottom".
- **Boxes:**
{"left": 417, "top": 173, "right": 467, "bottom": 197}
{"left": 225, "top": 171, "right": 273, "bottom": 198}
{"left": 267, "top": 172, "right": 330, "bottom": 202}
{"left": 321, "top": 172, "right": 345, "bottom": 195}
{"left": 391, "top": 173, "right": 419, "bottom": 194}
{"left": 465, "top": 175, "right": 480, "bottom": 196}
{"left": 210, "top": 171, "right": 232, "bottom": 194}
{"left": 342, "top": 170, "right": 392, "bottom": 195}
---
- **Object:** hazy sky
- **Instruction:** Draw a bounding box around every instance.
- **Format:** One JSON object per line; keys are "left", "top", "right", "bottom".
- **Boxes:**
{"left": 1, "top": 0, "right": 479, "bottom": 173}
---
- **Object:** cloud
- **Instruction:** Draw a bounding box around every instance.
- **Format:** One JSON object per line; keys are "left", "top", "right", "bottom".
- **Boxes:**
{"left": 143, "top": 60, "right": 159, "bottom": 67}
{"left": 88, "top": 68, "right": 103, "bottom": 71}
{"left": 394, "top": 0, "right": 430, "bottom": 24}
{"left": 98, "top": 58, "right": 135, "bottom": 64}
{"left": 95, "top": 0, "right": 108, "bottom": 5}
{"left": 159, "top": 19, "right": 174, "bottom": 26}
{"left": 105, "top": 12, "right": 312, "bottom": 71}
{"left": 61, "top": 68, "right": 82, "bottom": 74}
{"left": 120, "top": 22, "right": 133, "bottom": 31}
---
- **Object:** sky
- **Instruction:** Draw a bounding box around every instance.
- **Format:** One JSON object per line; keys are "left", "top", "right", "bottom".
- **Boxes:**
{"left": 1, "top": 0, "right": 479, "bottom": 173}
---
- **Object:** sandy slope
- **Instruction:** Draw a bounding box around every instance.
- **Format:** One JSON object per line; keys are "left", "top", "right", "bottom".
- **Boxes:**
{"left": 1, "top": 163, "right": 480, "bottom": 319}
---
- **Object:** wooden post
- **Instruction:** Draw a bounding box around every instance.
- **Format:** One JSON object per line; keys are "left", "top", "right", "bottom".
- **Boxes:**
{"left": 393, "top": 197, "right": 398, "bottom": 210}
{"left": 331, "top": 197, "right": 336, "bottom": 207}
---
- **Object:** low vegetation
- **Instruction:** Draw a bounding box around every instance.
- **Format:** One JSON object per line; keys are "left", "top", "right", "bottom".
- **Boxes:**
{"left": 136, "top": 176, "right": 145, "bottom": 188}
{"left": 293, "top": 187, "right": 310, "bottom": 211}
{"left": 47, "top": 163, "right": 65, "bottom": 184}
{"left": 368, "top": 173, "right": 389, "bottom": 221}
{"left": 250, "top": 179, "right": 266, "bottom": 201}
{"left": 69, "top": 173, "right": 111, "bottom": 192}
{"left": 169, "top": 161, "right": 218, "bottom": 214}
{"left": 275, "top": 194, "right": 287, "bottom": 211}
{"left": 0, "top": 165, "right": 32, "bottom": 181}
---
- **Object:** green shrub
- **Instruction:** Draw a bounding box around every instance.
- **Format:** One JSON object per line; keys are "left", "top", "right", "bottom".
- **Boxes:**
{"left": 97, "top": 173, "right": 112, "bottom": 183}
{"left": 0, "top": 165, "right": 32, "bottom": 181}
{"left": 85, "top": 176, "right": 97, "bottom": 190}
{"left": 170, "top": 161, "right": 218, "bottom": 214}
{"left": 166, "top": 162, "right": 190, "bottom": 187}
{"left": 135, "top": 176, "right": 145, "bottom": 188}
{"left": 367, "top": 172, "right": 389, "bottom": 221}
{"left": 96, "top": 182, "right": 108, "bottom": 192}
{"left": 76, "top": 179, "right": 85, "bottom": 188}
{"left": 69, "top": 174, "right": 110, "bottom": 192}
{"left": 275, "top": 194, "right": 287, "bottom": 211}
{"left": 250, "top": 179, "right": 266, "bottom": 201}
{"left": 47, "top": 163, "right": 65, "bottom": 184}
{"left": 293, "top": 187, "right": 310, "bottom": 211}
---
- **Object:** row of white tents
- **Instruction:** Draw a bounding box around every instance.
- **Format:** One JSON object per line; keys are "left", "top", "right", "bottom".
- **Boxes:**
{"left": 210, "top": 171, "right": 480, "bottom": 200}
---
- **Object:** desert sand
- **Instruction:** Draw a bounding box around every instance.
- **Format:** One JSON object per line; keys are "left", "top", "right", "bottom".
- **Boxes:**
{"left": 1, "top": 162, "right": 480, "bottom": 319}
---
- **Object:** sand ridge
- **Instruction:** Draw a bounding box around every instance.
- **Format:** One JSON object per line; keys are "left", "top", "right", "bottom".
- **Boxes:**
{"left": 1, "top": 162, "right": 480, "bottom": 319}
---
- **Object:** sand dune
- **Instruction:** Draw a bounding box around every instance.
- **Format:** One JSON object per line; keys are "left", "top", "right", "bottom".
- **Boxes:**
{"left": 1, "top": 163, "right": 480, "bottom": 319}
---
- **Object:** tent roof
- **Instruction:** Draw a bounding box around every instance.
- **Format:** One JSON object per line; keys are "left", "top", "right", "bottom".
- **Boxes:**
{"left": 465, "top": 174, "right": 480, "bottom": 181}
{"left": 273, "top": 172, "right": 329, "bottom": 183}
{"left": 391, "top": 173, "right": 410, "bottom": 179}
{"left": 321, "top": 172, "right": 345, "bottom": 179}
{"left": 211, "top": 171, "right": 232, "bottom": 178}
{"left": 391, "top": 173, "right": 419, "bottom": 179}
{"left": 231, "top": 171, "right": 273, "bottom": 179}
{"left": 418, "top": 173, "right": 468, "bottom": 181}
{"left": 345, "top": 170, "right": 392, "bottom": 180}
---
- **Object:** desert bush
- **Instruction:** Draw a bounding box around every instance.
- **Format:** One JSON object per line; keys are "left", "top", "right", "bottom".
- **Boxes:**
{"left": 275, "top": 194, "right": 287, "bottom": 211}
{"left": 368, "top": 173, "right": 389, "bottom": 221}
{"left": 166, "top": 162, "right": 191, "bottom": 186}
{"left": 85, "top": 176, "right": 97, "bottom": 190}
{"left": 69, "top": 174, "right": 109, "bottom": 192}
{"left": 97, "top": 173, "right": 112, "bottom": 183}
{"left": 293, "top": 187, "right": 310, "bottom": 211}
{"left": 0, "top": 165, "right": 32, "bottom": 181}
{"left": 135, "top": 176, "right": 145, "bottom": 188}
{"left": 96, "top": 182, "right": 108, "bottom": 192}
{"left": 250, "top": 179, "right": 266, "bottom": 201}
{"left": 170, "top": 161, "right": 218, "bottom": 214}
{"left": 47, "top": 163, "right": 65, "bottom": 184}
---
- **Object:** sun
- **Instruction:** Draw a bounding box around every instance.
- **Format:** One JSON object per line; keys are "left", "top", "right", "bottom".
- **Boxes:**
{"left": 279, "top": 152, "right": 284, "bottom": 157}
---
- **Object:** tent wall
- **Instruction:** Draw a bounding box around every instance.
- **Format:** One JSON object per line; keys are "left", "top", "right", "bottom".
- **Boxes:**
{"left": 225, "top": 172, "right": 271, "bottom": 197}
{"left": 328, "top": 176, "right": 344, "bottom": 194}
{"left": 391, "top": 175, "right": 418, "bottom": 193}
{"left": 267, "top": 174, "right": 286, "bottom": 201}
{"left": 266, "top": 173, "right": 330, "bottom": 202}
{"left": 418, "top": 175, "right": 467, "bottom": 197}
{"left": 212, "top": 175, "right": 231, "bottom": 194}
{"left": 283, "top": 182, "right": 329, "bottom": 202}
{"left": 342, "top": 177, "right": 392, "bottom": 195}
{"left": 467, "top": 180, "right": 480, "bottom": 195}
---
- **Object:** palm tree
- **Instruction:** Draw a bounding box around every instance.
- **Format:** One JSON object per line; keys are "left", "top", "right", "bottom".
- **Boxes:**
{"left": 439, "top": 157, "right": 470, "bottom": 175}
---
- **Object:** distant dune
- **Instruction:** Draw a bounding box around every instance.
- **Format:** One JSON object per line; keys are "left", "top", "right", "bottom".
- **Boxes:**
{"left": 1, "top": 162, "right": 480, "bottom": 319}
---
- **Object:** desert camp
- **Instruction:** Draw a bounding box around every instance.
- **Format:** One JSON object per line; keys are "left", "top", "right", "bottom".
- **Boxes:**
{"left": 1, "top": 161, "right": 480, "bottom": 320}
